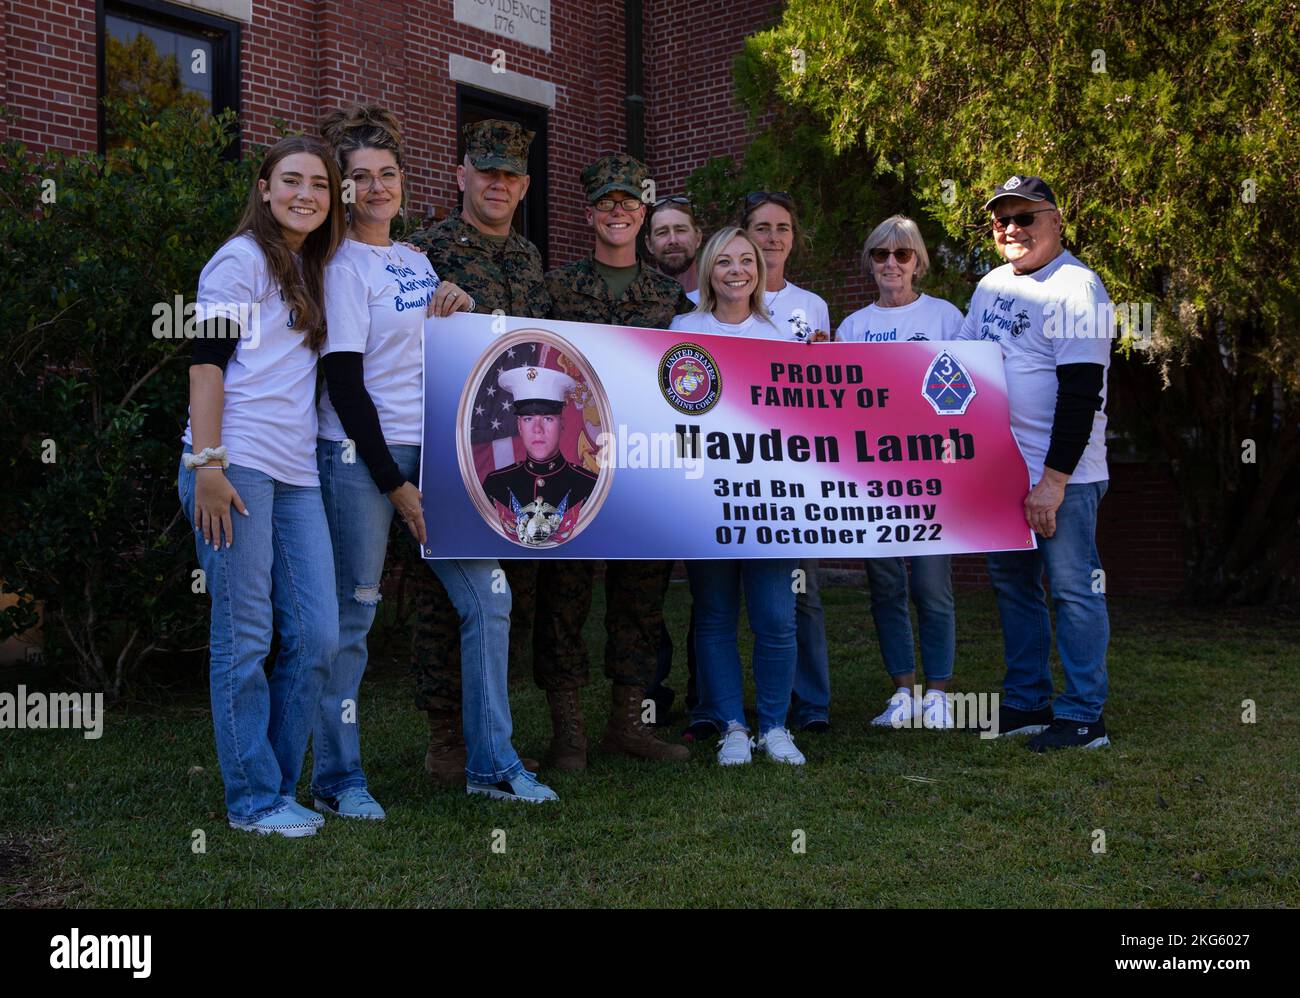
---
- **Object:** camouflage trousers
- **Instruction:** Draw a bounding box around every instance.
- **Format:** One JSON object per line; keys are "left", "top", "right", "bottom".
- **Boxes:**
{"left": 410, "top": 557, "right": 672, "bottom": 709}
{"left": 529, "top": 559, "right": 672, "bottom": 692}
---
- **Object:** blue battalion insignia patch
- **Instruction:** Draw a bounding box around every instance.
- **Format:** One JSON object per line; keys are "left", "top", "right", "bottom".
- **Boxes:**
{"left": 922, "top": 350, "right": 977, "bottom": 415}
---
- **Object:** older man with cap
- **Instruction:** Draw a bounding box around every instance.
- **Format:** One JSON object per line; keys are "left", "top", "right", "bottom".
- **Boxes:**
{"left": 407, "top": 119, "right": 551, "bottom": 784}
{"left": 958, "top": 174, "right": 1113, "bottom": 751}
{"left": 482, "top": 365, "right": 598, "bottom": 542}
{"left": 534, "top": 153, "right": 693, "bottom": 770}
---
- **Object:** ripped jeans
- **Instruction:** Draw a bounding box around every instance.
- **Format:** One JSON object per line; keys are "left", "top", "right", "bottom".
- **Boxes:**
{"left": 312, "top": 439, "right": 523, "bottom": 792}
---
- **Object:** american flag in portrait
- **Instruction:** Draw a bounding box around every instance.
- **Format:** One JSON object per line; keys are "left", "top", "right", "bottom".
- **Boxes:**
{"left": 469, "top": 341, "right": 595, "bottom": 483}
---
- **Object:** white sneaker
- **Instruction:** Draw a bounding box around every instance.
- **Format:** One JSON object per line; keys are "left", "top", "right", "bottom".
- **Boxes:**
{"left": 757, "top": 726, "right": 806, "bottom": 765}
{"left": 870, "top": 688, "right": 920, "bottom": 728}
{"left": 921, "top": 690, "right": 955, "bottom": 729}
{"left": 716, "top": 724, "right": 753, "bottom": 766}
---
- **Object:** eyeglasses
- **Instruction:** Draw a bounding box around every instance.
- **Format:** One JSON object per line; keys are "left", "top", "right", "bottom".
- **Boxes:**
{"left": 654, "top": 195, "right": 692, "bottom": 210}
{"left": 349, "top": 169, "right": 401, "bottom": 191}
{"left": 991, "top": 208, "right": 1055, "bottom": 231}
{"left": 868, "top": 247, "right": 915, "bottom": 264}
{"left": 593, "top": 195, "right": 645, "bottom": 213}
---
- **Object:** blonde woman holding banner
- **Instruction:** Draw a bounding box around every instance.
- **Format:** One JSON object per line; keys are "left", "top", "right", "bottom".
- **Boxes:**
{"left": 670, "top": 227, "right": 805, "bottom": 766}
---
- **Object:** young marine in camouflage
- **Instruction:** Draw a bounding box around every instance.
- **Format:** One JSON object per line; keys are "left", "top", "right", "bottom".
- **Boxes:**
{"left": 538, "top": 152, "right": 693, "bottom": 770}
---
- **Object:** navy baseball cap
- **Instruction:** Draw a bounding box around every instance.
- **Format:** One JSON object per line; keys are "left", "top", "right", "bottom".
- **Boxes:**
{"left": 984, "top": 175, "right": 1057, "bottom": 210}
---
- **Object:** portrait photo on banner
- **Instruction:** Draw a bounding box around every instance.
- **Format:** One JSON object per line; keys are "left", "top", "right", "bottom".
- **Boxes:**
{"left": 455, "top": 328, "right": 614, "bottom": 549}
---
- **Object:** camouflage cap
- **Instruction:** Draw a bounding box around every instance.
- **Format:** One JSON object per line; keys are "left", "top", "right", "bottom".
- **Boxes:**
{"left": 581, "top": 153, "right": 649, "bottom": 203}
{"left": 464, "top": 119, "right": 534, "bottom": 175}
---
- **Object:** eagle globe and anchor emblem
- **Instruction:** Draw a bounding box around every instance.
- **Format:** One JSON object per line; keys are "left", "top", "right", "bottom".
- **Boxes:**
{"left": 509, "top": 491, "right": 571, "bottom": 546}
{"left": 659, "top": 342, "right": 722, "bottom": 414}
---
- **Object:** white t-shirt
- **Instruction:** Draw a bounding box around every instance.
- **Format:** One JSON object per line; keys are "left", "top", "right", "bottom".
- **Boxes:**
{"left": 686, "top": 281, "right": 831, "bottom": 342}
{"left": 764, "top": 281, "right": 831, "bottom": 342}
{"left": 182, "top": 234, "right": 320, "bottom": 486}
{"left": 836, "top": 293, "right": 963, "bottom": 343}
{"left": 318, "top": 238, "right": 440, "bottom": 446}
{"left": 670, "top": 309, "right": 784, "bottom": 341}
{"left": 956, "top": 249, "right": 1111, "bottom": 485}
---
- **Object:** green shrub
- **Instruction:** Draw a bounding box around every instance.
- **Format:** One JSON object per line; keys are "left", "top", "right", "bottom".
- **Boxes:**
{"left": 0, "top": 104, "right": 253, "bottom": 696}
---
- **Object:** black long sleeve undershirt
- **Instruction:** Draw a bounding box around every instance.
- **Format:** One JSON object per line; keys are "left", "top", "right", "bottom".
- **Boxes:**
{"left": 1044, "top": 362, "right": 1105, "bottom": 476}
{"left": 189, "top": 318, "right": 240, "bottom": 369}
{"left": 321, "top": 351, "right": 405, "bottom": 494}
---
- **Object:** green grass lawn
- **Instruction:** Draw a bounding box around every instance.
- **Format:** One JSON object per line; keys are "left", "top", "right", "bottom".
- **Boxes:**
{"left": 2, "top": 584, "right": 1297, "bottom": 908}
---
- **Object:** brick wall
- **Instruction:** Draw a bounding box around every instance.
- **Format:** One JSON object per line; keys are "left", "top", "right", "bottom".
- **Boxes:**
{"left": 2, "top": 0, "right": 97, "bottom": 150}
{"left": 233, "top": 0, "right": 626, "bottom": 270}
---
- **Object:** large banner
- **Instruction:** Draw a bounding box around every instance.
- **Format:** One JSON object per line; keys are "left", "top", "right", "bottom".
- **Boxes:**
{"left": 419, "top": 312, "right": 1035, "bottom": 559}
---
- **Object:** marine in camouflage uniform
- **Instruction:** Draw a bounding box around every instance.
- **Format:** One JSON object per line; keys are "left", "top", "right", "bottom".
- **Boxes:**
{"left": 405, "top": 119, "right": 551, "bottom": 782}
{"left": 538, "top": 153, "right": 693, "bottom": 770}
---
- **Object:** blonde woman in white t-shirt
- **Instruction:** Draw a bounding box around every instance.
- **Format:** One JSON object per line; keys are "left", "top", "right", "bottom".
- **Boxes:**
{"left": 837, "top": 216, "right": 960, "bottom": 730}
{"left": 670, "top": 228, "right": 805, "bottom": 766}
{"left": 179, "top": 136, "right": 347, "bottom": 838}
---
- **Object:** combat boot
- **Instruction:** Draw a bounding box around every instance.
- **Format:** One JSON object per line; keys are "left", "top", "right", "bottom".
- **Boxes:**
{"left": 599, "top": 684, "right": 691, "bottom": 762}
{"left": 427, "top": 710, "right": 541, "bottom": 783}
{"left": 546, "top": 688, "right": 588, "bottom": 771}
{"left": 424, "top": 710, "right": 467, "bottom": 785}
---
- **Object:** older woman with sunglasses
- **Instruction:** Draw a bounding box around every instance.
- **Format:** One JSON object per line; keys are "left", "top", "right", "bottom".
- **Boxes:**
{"left": 837, "top": 215, "right": 963, "bottom": 729}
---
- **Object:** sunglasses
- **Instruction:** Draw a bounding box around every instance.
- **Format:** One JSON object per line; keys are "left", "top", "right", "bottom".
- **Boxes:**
{"left": 868, "top": 247, "right": 915, "bottom": 264}
{"left": 744, "top": 191, "right": 794, "bottom": 210}
{"left": 991, "top": 208, "right": 1055, "bottom": 231}
{"left": 654, "top": 195, "right": 693, "bottom": 210}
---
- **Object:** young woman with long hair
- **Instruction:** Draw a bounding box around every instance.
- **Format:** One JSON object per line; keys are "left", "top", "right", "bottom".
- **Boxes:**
{"left": 180, "top": 135, "right": 346, "bottom": 837}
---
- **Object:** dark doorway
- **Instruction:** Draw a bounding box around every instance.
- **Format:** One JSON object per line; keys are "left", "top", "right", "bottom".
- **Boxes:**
{"left": 455, "top": 86, "right": 550, "bottom": 270}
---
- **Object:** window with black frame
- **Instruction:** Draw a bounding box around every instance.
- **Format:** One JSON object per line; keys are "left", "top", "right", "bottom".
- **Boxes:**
{"left": 99, "top": 0, "right": 240, "bottom": 151}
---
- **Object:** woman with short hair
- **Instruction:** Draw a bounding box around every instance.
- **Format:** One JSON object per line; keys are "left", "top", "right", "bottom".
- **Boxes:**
{"left": 670, "top": 227, "right": 805, "bottom": 766}
{"left": 837, "top": 215, "right": 962, "bottom": 729}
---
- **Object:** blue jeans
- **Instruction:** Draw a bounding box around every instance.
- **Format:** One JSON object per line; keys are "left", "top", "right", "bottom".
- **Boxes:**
{"left": 178, "top": 456, "right": 338, "bottom": 823}
{"left": 985, "top": 481, "right": 1110, "bottom": 722}
{"left": 864, "top": 555, "right": 955, "bottom": 682}
{"left": 687, "top": 559, "right": 798, "bottom": 734}
{"left": 314, "top": 440, "right": 522, "bottom": 787}
{"left": 789, "top": 559, "right": 830, "bottom": 726}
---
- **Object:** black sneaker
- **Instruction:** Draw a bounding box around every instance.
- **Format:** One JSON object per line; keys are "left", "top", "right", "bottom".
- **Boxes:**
{"left": 799, "top": 719, "right": 831, "bottom": 733}
{"left": 681, "top": 719, "right": 721, "bottom": 743}
{"left": 972, "top": 703, "right": 1054, "bottom": 737}
{"left": 1026, "top": 716, "right": 1110, "bottom": 753}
